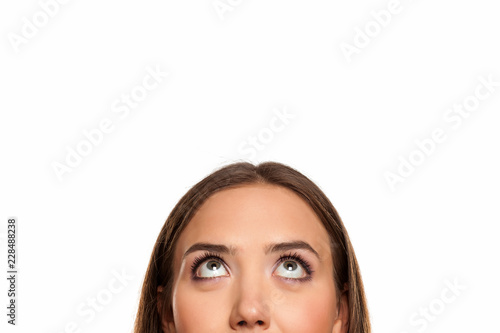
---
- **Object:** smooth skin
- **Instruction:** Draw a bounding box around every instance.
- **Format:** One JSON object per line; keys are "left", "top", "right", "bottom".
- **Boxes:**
{"left": 159, "top": 184, "right": 349, "bottom": 332}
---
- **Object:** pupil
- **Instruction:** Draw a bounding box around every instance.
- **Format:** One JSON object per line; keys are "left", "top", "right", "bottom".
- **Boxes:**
{"left": 208, "top": 261, "right": 219, "bottom": 271}
{"left": 285, "top": 261, "right": 296, "bottom": 271}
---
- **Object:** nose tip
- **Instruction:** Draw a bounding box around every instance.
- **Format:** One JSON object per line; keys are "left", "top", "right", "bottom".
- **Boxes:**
{"left": 230, "top": 291, "right": 272, "bottom": 330}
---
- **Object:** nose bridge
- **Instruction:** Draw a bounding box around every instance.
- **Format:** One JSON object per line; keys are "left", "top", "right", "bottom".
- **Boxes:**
{"left": 230, "top": 263, "right": 272, "bottom": 329}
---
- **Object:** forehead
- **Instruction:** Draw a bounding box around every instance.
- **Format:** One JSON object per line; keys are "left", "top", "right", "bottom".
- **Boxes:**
{"left": 175, "top": 184, "right": 332, "bottom": 259}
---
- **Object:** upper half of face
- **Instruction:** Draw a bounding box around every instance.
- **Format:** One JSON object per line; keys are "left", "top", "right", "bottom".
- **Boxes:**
{"left": 173, "top": 183, "right": 335, "bottom": 283}
{"left": 165, "top": 184, "right": 342, "bottom": 332}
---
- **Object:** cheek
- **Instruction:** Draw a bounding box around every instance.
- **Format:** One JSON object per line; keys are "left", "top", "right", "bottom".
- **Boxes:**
{"left": 171, "top": 282, "right": 230, "bottom": 333}
{"left": 273, "top": 284, "right": 337, "bottom": 332}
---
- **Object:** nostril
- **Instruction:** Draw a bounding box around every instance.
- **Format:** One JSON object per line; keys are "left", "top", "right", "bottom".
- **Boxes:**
{"left": 238, "top": 320, "right": 264, "bottom": 326}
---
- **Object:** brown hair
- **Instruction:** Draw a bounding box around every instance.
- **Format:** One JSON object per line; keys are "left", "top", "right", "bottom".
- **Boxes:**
{"left": 134, "top": 161, "right": 370, "bottom": 332}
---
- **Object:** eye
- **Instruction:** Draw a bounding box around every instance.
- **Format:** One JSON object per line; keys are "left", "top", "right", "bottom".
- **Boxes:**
{"left": 197, "top": 259, "right": 229, "bottom": 278}
{"left": 191, "top": 252, "right": 229, "bottom": 280}
{"left": 273, "top": 253, "right": 313, "bottom": 281}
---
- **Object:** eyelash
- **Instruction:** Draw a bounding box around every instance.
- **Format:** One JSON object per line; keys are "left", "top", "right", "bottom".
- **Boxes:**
{"left": 190, "top": 251, "right": 224, "bottom": 279}
{"left": 190, "top": 251, "right": 314, "bottom": 282}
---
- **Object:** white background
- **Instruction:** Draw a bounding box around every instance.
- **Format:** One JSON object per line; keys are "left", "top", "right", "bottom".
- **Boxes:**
{"left": 1, "top": 0, "right": 499, "bottom": 332}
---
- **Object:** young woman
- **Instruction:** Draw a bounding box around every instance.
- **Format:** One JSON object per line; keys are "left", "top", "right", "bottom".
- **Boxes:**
{"left": 134, "top": 161, "right": 370, "bottom": 332}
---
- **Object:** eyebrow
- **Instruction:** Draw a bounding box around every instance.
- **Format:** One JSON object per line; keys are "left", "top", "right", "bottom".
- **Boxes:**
{"left": 265, "top": 241, "right": 320, "bottom": 259}
{"left": 182, "top": 240, "right": 320, "bottom": 260}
